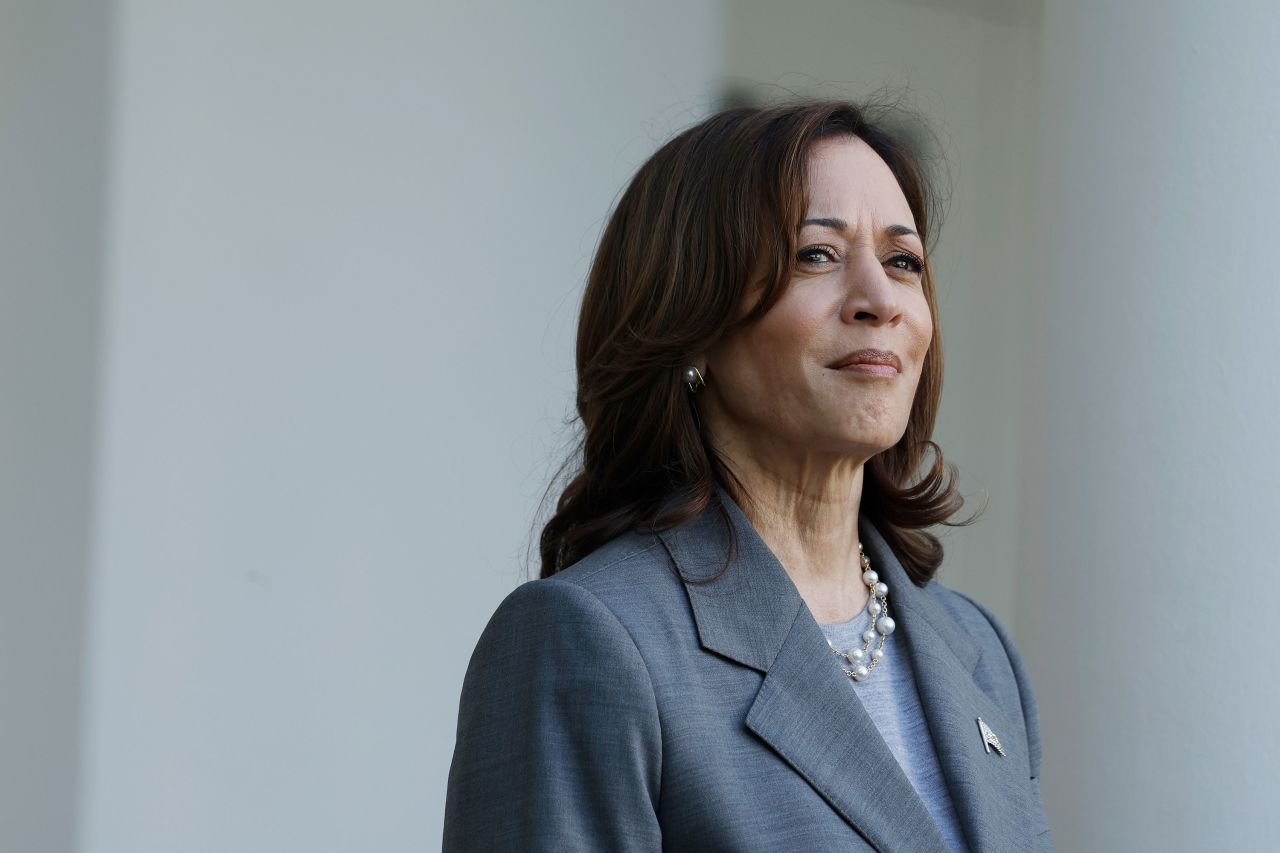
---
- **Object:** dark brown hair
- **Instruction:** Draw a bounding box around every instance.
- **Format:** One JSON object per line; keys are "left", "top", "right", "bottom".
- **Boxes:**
{"left": 538, "top": 98, "right": 977, "bottom": 585}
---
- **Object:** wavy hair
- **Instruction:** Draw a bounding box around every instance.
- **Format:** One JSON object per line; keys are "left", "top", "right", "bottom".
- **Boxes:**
{"left": 539, "top": 98, "right": 978, "bottom": 585}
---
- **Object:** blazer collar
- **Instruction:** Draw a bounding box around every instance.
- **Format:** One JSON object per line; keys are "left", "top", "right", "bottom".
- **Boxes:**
{"left": 657, "top": 484, "right": 1042, "bottom": 853}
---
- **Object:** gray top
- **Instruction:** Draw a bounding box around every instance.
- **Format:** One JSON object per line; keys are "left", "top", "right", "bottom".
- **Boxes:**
{"left": 819, "top": 606, "right": 970, "bottom": 853}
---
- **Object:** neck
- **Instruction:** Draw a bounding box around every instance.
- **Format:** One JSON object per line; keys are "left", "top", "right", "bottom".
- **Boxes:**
{"left": 713, "top": 432, "right": 874, "bottom": 625}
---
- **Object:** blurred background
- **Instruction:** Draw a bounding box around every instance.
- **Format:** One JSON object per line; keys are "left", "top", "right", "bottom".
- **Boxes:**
{"left": 4, "top": 0, "right": 1278, "bottom": 850}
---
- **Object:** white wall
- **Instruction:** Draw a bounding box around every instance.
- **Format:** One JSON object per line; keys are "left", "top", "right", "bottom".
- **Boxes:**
{"left": 75, "top": 3, "right": 723, "bottom": 850}
{"left": 1022, "top": 1, "right": 1280, "bottom": 848}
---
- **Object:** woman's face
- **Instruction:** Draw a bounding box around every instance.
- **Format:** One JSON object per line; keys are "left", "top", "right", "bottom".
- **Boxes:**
{"left": 701, "top": 135, "right": 934, "bottom": 466}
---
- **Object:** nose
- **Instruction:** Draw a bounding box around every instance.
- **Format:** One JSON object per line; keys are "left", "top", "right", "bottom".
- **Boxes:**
{"left": 837, "top": 248, "right": 905, "bottom": 326}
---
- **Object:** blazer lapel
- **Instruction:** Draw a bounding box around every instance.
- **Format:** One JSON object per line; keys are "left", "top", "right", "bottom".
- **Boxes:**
{"left": 658, "top": 488, "right": 952, "bottom": 853}
{"left": 859, "top": 517, "right": 1044, "bottom": 853}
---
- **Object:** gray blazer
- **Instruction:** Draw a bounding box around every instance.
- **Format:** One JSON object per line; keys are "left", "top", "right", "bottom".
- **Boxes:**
{"left": 444, "top": 487, "right": 1053, "bottom": 852}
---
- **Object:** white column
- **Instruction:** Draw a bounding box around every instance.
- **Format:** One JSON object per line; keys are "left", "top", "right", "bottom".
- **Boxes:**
{"left": 1021, "top": 1, "right": 1280, "bottom": 849}
{"left": 0, "top": 2, "right": 110, "bottom": 851}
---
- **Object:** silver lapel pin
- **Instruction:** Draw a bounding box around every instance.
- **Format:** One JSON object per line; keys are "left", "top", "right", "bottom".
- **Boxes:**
{"left": 976, "top": 717, "right": 1006, "bottom": 756}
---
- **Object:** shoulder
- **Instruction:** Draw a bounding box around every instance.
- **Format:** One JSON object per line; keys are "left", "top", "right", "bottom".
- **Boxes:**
{"left": 476, "top": 530, "right": 686, "bottom": 665}
{"left": 447, "top": 537, "right": 666, "bottom": 847}
{"left": 924, "top": 581, "right": 1044, "bottom": 777}
{"left": 531, "top": 529, "right": 690, "bottom": 633}
{"left": 550, "top": 528, "right": 670, "bottom": 589}
{"left": 457, "top": 532, "right": 675, "bottom": 729}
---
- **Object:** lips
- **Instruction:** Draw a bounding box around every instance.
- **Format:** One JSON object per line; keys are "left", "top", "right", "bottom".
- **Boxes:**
{"left": 828, "top": 348, "right": 902, "bottom": 372}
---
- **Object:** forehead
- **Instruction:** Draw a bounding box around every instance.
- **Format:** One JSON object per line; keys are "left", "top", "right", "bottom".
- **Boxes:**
{"left": 804, "top": 136, "right": 916, "bottom": 230}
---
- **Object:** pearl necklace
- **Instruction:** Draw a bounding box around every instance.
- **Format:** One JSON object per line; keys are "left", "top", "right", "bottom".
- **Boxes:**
{"left": 827, "top": 542, "right": 897, "bottom": 683}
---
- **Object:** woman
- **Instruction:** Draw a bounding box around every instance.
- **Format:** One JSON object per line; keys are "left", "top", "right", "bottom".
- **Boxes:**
{"left": 443, "top": 99, "right": 1053, "bottom": 852}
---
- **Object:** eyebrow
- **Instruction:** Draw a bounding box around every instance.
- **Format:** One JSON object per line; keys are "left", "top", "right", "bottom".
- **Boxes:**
{"left": 801, "top": 217, "right": 920, "bottom": 240}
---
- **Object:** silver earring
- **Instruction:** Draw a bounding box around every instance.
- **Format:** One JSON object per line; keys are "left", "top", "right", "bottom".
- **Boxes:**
{"left": 682, "top": 366, "right": 706, "bottom": 393}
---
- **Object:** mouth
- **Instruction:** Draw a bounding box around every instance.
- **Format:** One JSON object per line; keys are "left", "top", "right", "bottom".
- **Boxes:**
{"left": 827, "top": 348, "right": 902, "bottom": 376}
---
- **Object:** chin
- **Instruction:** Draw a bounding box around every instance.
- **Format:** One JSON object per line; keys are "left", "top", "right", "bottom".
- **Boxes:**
{"left": 809, "top": 433, "right": 900, "bottom": 461}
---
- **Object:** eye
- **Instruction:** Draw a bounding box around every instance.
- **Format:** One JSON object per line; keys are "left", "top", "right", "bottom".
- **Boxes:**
{"left": 887, "top": 252, "right": 925, "bottom": 274}
{"left": 796, "top": 245, "right": 839, "bottom": 265}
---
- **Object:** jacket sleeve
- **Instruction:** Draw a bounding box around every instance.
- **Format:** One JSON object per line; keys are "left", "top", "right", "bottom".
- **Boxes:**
{"left": 957, "top": 591, "right": 1055, "bottom": 850}
{"left": 443, "top": 578, "right": 663, "bottom": 851}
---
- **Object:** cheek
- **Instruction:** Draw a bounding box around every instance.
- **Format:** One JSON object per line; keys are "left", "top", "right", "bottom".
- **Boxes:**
{"left": 712, "top": 312, "right": 821, "bottom": 413}
{"left": 752, "top": 299, "right": 828, "bottom": 364}
{"left": 909, "top": 296, "right": 934, "bottom": 358}
{"left": 723, "top": 329, "right": 804, "bottom": 394}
